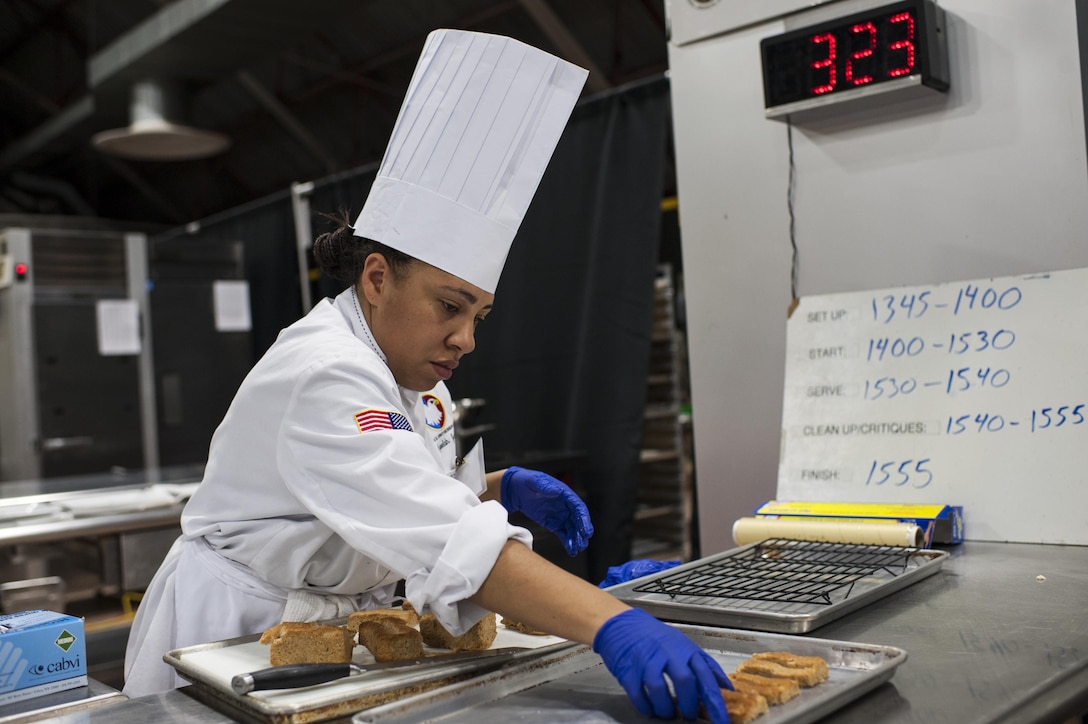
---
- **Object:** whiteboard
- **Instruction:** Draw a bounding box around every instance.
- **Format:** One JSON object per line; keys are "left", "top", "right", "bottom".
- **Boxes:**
{"left": 776, "top": 267, "right": 1088, "bottom": 545}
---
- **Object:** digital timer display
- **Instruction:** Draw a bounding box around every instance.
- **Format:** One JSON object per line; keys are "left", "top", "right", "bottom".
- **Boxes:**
{"left": 760, "top": 0, "right": 948, "bottom": 117}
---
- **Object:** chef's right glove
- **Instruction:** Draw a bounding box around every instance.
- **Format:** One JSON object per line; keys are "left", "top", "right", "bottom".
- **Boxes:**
{"left": 593, "top": 608, "right": 732, "bottom": 723}
{"left": 598, "top": 559, "right": 681, "bottom": 588}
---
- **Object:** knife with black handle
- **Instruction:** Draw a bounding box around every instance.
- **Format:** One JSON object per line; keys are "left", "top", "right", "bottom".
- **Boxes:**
{"left": 232, "top": 646, "right": 531, "bottom": 695}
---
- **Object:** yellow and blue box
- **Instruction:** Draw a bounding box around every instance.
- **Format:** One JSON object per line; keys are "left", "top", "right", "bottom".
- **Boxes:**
{"left": 0, "top": 610, "right": 86, "bottom": 706}
{"left": 754, "top": 501, "right": 965, "bottom": 546}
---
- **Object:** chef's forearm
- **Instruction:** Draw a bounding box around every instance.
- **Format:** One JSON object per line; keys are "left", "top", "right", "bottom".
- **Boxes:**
{"left": 468, "top": 539, "right": 629, "bottom": 645}
{"left": 479, "top": 469, "right": 506, "bottom": 502}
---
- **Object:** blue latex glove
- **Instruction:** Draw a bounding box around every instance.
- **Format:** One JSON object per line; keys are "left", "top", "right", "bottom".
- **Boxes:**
{"left": 594, "top": 608, "right": 732, "bottom": 723}
{"left": 500, "top": 466, "right": 593, "bottom": 556}
{"left": 599, "top": 559, "right": 681, "bottom": 588}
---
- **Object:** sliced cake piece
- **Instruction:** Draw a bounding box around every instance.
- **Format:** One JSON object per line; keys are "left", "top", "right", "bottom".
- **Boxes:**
{"left": 419, "top": 612, "right": 497, "bottom": 651}
{"left": 258, "top": 621, "right": 354, "bottom": 666}
{"left": 729, "top": 671, "right": 801, "bottom": 705}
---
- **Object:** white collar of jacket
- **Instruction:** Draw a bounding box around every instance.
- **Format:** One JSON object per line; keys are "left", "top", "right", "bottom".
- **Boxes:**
{"left": 334, "top": 286, "right": 388, "bottom": 365}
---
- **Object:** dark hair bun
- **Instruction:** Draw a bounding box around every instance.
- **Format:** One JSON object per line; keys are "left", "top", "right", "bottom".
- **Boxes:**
{"left": 312, "top": 223, "right": 358, "bottom": 282}
{"left": 311, "top": 209, "right": 414, "bottom": 285}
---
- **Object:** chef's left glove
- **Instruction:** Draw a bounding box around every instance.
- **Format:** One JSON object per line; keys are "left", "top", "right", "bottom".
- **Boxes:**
{"left": 599, "top": 559, "right": 681, "bottom": 588}
{"left": 501, "top": 466, "right": 593, "bottom": 556}
{"left": 594, "top": 608, "right": 732, "bottom": 723}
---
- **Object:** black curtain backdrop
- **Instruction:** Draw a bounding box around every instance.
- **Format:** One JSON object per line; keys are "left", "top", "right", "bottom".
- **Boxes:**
{"left": 154, "top": 195, "right": 299, "bottom": 361}
{"left": 448, "top": 77, "right": 671, "bottom": 582}
{"left": 153, "top": 77, "right": 671, "bottom": 583}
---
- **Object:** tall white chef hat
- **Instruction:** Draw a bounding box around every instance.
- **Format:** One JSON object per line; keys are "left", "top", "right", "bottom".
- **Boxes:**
{"left": 352, "top": 29, "right": 588, "bottom": 294}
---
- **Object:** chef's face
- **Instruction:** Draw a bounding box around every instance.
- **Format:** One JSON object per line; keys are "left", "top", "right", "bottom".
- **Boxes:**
{"left": 361, "top": 255, "right": 493, "bottom": 392}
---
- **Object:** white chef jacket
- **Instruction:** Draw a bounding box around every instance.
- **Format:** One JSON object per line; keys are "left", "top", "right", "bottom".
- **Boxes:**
{"left": 122, "top": 288, "right": 531, "bottom": 697}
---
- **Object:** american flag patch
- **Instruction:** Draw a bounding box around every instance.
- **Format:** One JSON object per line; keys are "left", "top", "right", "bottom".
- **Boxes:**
{"left": 354, "top": 409, "right": 413, "bottom": 433}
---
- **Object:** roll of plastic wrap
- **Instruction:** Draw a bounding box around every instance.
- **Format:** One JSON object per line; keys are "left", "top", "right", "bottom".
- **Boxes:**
{"left": 732, "top": 517, "right": 924, "bottom": 547}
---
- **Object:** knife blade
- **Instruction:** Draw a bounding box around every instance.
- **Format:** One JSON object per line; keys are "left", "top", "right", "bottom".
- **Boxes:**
{"left": 231, "top": 646, "right": 530, "bottom": 695}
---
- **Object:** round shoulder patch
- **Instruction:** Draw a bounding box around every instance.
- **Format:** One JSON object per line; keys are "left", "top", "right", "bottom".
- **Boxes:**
{"left": 421, "top": 394, "right": 446, "bottom": 429}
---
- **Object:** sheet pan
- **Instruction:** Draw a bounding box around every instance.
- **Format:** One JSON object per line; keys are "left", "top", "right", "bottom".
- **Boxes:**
{"left": 165, "top": 622, "right": 571, "bottom": 724}
{"left": 352, "top": 624, "right": 907, "bottom": 723}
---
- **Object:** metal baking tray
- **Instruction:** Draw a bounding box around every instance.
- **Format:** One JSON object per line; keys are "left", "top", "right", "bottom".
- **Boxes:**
{"left": 352, "top": 623, "right": 907, "bottom": 723}
{"left": 609, "top": 539, "right": 948, "bottom": 633}
{"left": 164, "top": 622, "right": 573, "bottom": 724}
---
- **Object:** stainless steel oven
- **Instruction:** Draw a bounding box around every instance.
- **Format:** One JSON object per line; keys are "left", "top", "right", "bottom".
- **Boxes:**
{"left": 0, "top": 227, "right": 156, "bottom": 481}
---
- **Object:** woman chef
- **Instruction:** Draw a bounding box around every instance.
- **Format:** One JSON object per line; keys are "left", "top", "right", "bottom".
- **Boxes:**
{"left": 123, "top": 29, "right": 731, "bottom": 723}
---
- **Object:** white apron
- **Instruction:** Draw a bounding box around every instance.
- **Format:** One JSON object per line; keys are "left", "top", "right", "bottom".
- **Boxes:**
{"left": 123, "top": 289, "right": 529, "bottom": 698}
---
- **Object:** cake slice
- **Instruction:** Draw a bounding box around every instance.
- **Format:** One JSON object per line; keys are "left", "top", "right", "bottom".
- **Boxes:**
{"left": 419, "top": 612, "right": 497, "bottom": 651}
{"left": 258, "top": 622, "right": 354, "bottom": 666}
{"left": 728, "top": 671, "right": 801, "bottom": 705}
{"left": 355, "top": 618, "right": 424, "bottom": 662}
{"left": 500, "top": 617, "right": 549, "bottom": 635}
{"left": 721, "top": 688, "right": 769, "bottom": 723}
{"left": 346, "top": 606, "right": 420, "bottom": 632}
{"left": 751, "top": 651, "right": 830, "bottom": 681}
{"left": 736, "top": 657, "right": 827, "bottom": 687}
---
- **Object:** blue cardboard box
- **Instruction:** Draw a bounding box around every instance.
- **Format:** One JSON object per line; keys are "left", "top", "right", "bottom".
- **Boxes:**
{"left": 0, "top": 610, "right": 86, "bottom": 705}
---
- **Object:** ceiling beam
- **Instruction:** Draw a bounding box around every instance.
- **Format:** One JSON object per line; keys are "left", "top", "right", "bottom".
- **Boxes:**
{"left": 236, "top": 70, "right": 338, "bottom": 176}
{"left": 0, "top": 94, "right": 93, "bottom": 174}
{"left": 517, "top": 0, "right": 611, "bottom": 93}
{"left": 0, "top": 0, "right": 85, "bottom": 66}
{"left": 637, "top": 0, "right": 667, "bottom": 34}
{"left": 280, "top": 50, "right": 401, "bottom": 100}
{"left": 346, "top": 0, "right": 523, "bottom": 75}
{"left": 261, "top": 0, "right": 527, "bottom": 159}
{"left": 0, "top": 67, "right": 61, "bottom": 115}
{"left": 98, "top": 155, "right": 190, "bottom": 223}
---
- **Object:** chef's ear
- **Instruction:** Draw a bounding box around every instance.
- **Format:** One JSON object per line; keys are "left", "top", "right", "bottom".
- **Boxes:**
{"left": 359, "top": 252, "right": 392, "bottom": 304}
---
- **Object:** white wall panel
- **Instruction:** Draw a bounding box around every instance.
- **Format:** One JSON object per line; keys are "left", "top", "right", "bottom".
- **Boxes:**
{"left": 668, "top": 0, "right": 1088, "bottom": 555}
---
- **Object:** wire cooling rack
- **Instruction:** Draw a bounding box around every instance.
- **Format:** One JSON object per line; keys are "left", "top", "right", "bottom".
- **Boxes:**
{"left": 631, "top": 538, "right": 921, "bottom": 606}
{"left": 613, "top": 538, "right": 948, "bottom": 633}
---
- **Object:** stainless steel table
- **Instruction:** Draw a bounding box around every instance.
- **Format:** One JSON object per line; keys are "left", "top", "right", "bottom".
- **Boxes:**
{"left": 0, "top": 467, "right": 204, "bottom": 698}
{"left": 0, "top": 678, "right": 124, "bottom": 723}
{"left": 0, "top": 465, "right": 202, "bottom": 546}
{"left": 813, "top": 540, "right": 1088, "bottom": 724}
{"left": 44, "top": 688, "right": 237, "bottom": 724}
{"left": 52, "top": 541, "right": 1088, "bottom": 723}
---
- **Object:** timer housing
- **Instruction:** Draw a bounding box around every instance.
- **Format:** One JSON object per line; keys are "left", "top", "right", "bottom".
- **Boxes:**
{"left": 760, "top": 0, "right": 949, "bottom": 122}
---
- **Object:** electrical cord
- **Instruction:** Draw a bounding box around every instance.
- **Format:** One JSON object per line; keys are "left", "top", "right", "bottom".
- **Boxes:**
{"left": 787, "top": 118, "right": 799, "bottom": 303}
